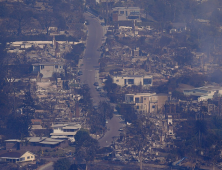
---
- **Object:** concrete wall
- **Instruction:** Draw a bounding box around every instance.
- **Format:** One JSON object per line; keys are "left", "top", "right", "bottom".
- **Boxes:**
{"left": 113, "top": 75, "right": 153, "bottom": 87}
{"left": 40, "top": 65, "right": 55, "bottom": 78}
{"left": 39, "top": 65, "right": 64, "bottom": 78}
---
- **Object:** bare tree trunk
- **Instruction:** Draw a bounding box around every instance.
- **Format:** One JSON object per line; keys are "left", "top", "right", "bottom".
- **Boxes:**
{"left": 139, "top": 151, "right": 143, "bottom": 170}
{"left": 199, "top": 129, "right": 201, "bottom": 145}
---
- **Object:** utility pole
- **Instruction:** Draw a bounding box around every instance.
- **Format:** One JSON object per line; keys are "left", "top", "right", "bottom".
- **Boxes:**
{"left": 106, "top": 0, "right": 108, "bottom": 24}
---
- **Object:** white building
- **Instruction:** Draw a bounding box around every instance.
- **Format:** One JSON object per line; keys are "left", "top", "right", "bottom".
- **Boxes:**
{"left": 32, "top": 62, "right": 65, "bottom": 78}
{"left": 112, "top": 75, "right": 153, "bottom": 87}
{"left": 50, "top": 123, "right": 81, "bottom": 142}
{"left": 125, "top": 93, "right": 168, "bottom": 114}
{"left": 183, "top": 85, "right": 222, "bottom": 102}
{"left": 112, "top": 7, "right": 141, "bottom": 21}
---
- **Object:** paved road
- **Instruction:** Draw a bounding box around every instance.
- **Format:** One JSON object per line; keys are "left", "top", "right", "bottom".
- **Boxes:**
{"left": 80, "top": 13, "right": 124, "bottom": 148}
{"left": 98, "top": 114, "right": 125, "bottom": 147}
{"left": 80, "top": 12, "right": 103, "bottom": 105}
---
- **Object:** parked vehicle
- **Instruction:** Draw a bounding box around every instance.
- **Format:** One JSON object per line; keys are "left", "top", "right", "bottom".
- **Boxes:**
{"left": 96, "top": 86, "right": 101, "bottom": 91}
{"left": 94, "top": 82, "right": 99, "bottom": 86}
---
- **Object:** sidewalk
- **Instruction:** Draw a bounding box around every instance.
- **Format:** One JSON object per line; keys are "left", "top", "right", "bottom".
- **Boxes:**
{"left": 37, "top": 161, "right": 54, "bottom": 170}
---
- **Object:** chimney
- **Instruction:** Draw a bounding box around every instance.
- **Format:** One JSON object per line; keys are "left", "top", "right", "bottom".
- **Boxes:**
{"left": 52, "top": 36, "right": 56, "bottom": 49}
{"left": 75, "top": 102, "right": 79, "bottom": 117}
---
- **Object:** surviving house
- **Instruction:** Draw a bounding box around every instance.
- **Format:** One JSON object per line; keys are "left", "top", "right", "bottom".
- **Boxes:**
{"left": 32, "top": 62, "right": 65, "bottom": 78}
{"left": 5, "top": 137, "right": 69, "bottom": 151}
{"left": 0, "top": 151, "right": 35, "bottom": 163}
{"left": 125, "top": 93, "right": 168, "bottom": 114}
{"left": 112, "top": 7, "right": 141, "bottom": 21}
{"left": 50, "top": 123, "right": 81, "bottom": 142}
{"left": 112, "top": 75, "right": 153, "bottom": 87}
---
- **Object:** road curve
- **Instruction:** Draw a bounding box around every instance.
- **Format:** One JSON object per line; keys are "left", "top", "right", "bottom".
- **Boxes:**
{"left": 98, "top": 114, "right": 124, "bottom": 147}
